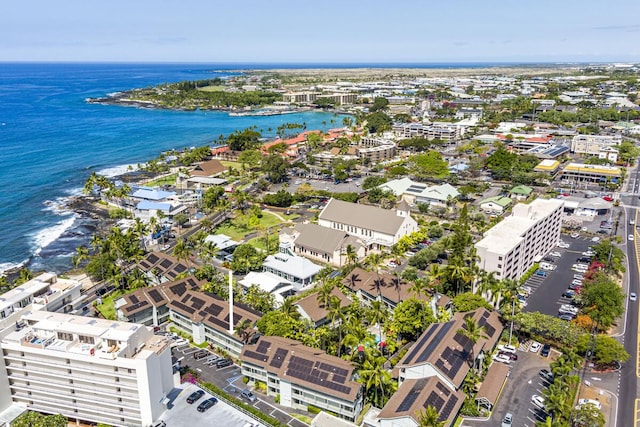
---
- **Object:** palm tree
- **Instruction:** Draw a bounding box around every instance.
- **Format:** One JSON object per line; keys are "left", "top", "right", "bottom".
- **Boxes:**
{"left": 234, "top": 319, "right": 254, "bottom": 344}
{"left": 457, "top": 316, "right": 487, "bottom": 371}
{"left": 366, "top": 252, "right": 385, "bottom": 300}
{"left": 72, "top": 245, "right": 90, "bottom": 269}
{"left": 173, "top": 238, "right": 193, "bottom": 269}
{"left": 344, "top": 244, "right": 357, "bottom": 267}
{"left": 446, "top": 260, "right": 471, "bottom": 295}
{"left": 415, "top": 405, "right": 445, "bottom": 427}
{"left": 367, "top": 300, "right": 387, "bottom": 343}
{"left": 316, "top": 281, "right": 334, "bottom": 310}
{"left": 327, "top": 295, "right": 345, "bottom": 357}
{"left": 358, "top": 354, "right": 395, "bottom": 408}
{"left": 280, "top": 298, "right": 300, "bottom": 320}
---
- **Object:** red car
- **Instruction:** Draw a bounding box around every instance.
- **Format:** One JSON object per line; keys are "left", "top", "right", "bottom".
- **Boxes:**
{"left": 603, "top": 196, "right": 614, "bottom": 202}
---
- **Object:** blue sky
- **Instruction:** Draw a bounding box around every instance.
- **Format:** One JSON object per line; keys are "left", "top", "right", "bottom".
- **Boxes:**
{"left": 2, "top": 0, "right": 639, "bottom": 63}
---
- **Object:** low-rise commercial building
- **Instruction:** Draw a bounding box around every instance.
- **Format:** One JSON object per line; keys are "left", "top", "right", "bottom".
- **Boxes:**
{"left": 0, "top": 311, "right": 173, "bottom": 427}
{"left": 475, "top": 199, "right": 564, "bottom": 280}
{"left": 282, "top": 223, "right": 366, "bottom": 267}
{"left": 571, "top": 134, "right": 622, "bottom": 157}
{"left": 240, "top": 336, "right": 363, "bottom": 422}
{"left": 559, "top": 163, "right": 623, "bottom": 185}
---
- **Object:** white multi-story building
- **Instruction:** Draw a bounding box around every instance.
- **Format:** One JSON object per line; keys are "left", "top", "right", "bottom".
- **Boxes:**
{"left": 475, "top": 199, "right": 564, "bottom": 280}
{"left": 0, "top": 311, "right": 173, "bottom": 427}
{"left": 0, "top": 273, "right": 84, "bottom": 331}
{"left": 571, "top": 134, "right": 622, "bottom": 157}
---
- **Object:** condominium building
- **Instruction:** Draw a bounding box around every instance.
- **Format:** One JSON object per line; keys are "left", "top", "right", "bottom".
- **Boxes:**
{"left": 0, "top": 273, "right": 84, "bottom": 331}
{"left": 240, "top": 336, "right": 363, "bottom": 422}
{"left": 0, "top": 311, "right": 173, "bottom": 427}
{"left": 475, "top": 199, "right": 564, "bottom": 280}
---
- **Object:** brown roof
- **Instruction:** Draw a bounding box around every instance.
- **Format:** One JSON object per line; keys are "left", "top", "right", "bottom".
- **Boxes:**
{"left": 138, "top": 251, "right": 190, "bottom": 281}
{"left": 475, "top": 362, "right": 509, "bottom": 407}
{"left": 396, "top": 308, "right": 503, "bottom": 389}
{"left": 241, "top": 336, "right": 361, "bottom": 402}
{"left": 378, "top": 377, "right": 464, "bottom": 427}
{"left": 342, "top": 267, "right": 425, "bottom": 306}
{"left": 119, "top": 276, "right": 204, "bottom": 316}
{"left": 167, "top": 290, "right": 261, "bottom": 338}
{"left": 293, "top": 223, "right": 353, "bottom": 255}
{"left": 294, "top": 287, "right": 350, "bottom": 324}
{"left": 190, "top": 159, "right": 227, "bottom": 177}
{"left": 319, "top": 198, "right": 410, "bottom": 236}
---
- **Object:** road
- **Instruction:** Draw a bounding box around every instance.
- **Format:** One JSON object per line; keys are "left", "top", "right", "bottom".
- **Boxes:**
{"left": 619, "top": 203, "right": 639, "bottom": 427}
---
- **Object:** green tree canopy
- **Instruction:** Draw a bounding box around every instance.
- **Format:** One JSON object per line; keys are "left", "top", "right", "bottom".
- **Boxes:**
{"left": 389, "top": 298, "right": 436, "bottom": 341}
{"left": 261, "top": 154, "right": 289, "bottom": 183}
{"left": 12, "top": 412, "right": 67, "bottom": 427}
{"left": 231, "top": 244, "right": 265, "bottom": 273}
{"left": 226, "top": 128, "right": 262, "bottom": 151}
{"left": 369, "top": 97, "right": 390, "bottom": 112}
{"left": 580, "top": 271, "right": 625, "bottom": 329}
{"left": 408, "top": 151, "right": 450, "bottom": 180}
{"left": 452, "top": 292, "right": 492, "bottom": 313}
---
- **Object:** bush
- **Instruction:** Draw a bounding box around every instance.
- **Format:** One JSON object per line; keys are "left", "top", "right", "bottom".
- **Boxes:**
{"left": 200, "top": 382, "right": 284, "bottom": 426}
{"left": 307, "top": 405, "right": 321, "bottom": 414}
{"left": 242, "top": 376, "right": 250, "bottom": 384}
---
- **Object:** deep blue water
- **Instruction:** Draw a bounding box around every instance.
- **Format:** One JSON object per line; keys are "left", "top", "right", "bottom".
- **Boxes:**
{"left": 0, "top": 63, "right": 350, "bottom": 274}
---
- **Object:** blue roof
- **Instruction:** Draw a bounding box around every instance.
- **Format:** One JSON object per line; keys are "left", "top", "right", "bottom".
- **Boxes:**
{"left": 131, "top": 188, "right": 176, "bottom": 201}
{"left": 136, "top": 200, "right": 172, "bottom": 211}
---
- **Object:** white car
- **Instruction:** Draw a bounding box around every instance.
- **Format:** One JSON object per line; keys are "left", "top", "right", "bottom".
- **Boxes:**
{"left": 574, "top": 274, "right": 585, "bottom": 280}
{"left": 570, "top": 232, "right": 580, "bottom": 238}
{"left": 630, "top": 293, "right": 637, "bottom": 302}
{"left": 591, "top": 236, "right": 601, "bottom": 243}
{"left": 560, "top": 304, "right": 579, "bottom": 315}
{"left": 549, "top": 251, "right": 562, "bottom": 258}
{"left": 557, "top": 242, "right": 570, "bottom": 249}
{"left": 582, "top": 251, "right": 595, "bottom": 257}
{"left": 492, "top": 353, "right": 512, "bottom": 364}
{"left": 531, "top": 394, "right": 546, "bottom": 410}
{"left": 498, "top": 344, "right": 517, "bottom": 354}
{"left": 571, "top": 279, "right": 583, "bottom": 286}
{"left": 540, "top": 263, "right": 557, "bottom": 271}
{"left": 529, "top": 341, "right": 542, "bottom": 353}
{"left": 629, "top": 234, "right": 635, "bottom": 241}
{"left": 576, "top": 398, "right": 601, "bottom": 410}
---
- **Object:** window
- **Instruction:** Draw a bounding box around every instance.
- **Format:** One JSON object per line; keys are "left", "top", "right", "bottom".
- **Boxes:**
{"left": 58, "top": 332, "right": 74, "bottom": 341}
{"left": 78, "top": 335, "right": 95, "bottom": 345}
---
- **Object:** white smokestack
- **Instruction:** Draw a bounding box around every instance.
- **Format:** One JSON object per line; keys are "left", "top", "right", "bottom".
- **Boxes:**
{"left": 228, "top": 270, "right": 234, "bottom": 334}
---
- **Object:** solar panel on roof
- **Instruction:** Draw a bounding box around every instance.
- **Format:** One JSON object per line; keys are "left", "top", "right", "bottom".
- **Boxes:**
{"left": 404, "top": 323, "right": 438, "bottom": 363}
{"left": 129, "top": 295, "right": 139, "bottom": 304}
{"left": 439, "top": 394, "right": 459, "bottom": 420}
{"left": 147, "top": 253, "right": 160, "bottom": 263}
{"left": 191, "top": 297, "right": 205, "bottom": 310}
{"left": 397, "top": 378, "right": 427, "bottom": 412}
{"left": 171, "top": 300, "right": 195, "bottom": 315}
{"left": 256, "top": 340, "right": 270, "bottom": 354}
{"left": 205, "top": 304, "right": 223, "bottom": 317}
{"left": 416, "top": 322, "right": 454, "bottom": 363}
{"left": 333, "top": 375, "right": 346, "bottom": 384}
{"left": 436, "top": 381, "right": 450, "bottom": 396}
{"left": 270, "top": 348, "right": 288, "bottom": 369}
{"left": 148, "top": 289, "right": 164, "bottom": 303}
{"left": 243, "top": 350, "right": 267, "bottom": 363}
{"left": 425, "top": 391, "right": 445, "bottom": 412}
{"left": 160, "top": 259, "right": 173, "bottom": 269}
{"left": 207, "top": 315, "right": 228, "bottom": 329}
{"left": 170, "top": 282, "right": 187, "bottom": 296}
{"left": 174, "top": 264, "right": 187, "bottom": 273}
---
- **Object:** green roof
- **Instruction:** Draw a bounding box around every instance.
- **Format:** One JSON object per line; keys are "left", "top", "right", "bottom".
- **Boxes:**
{"left": 481, "top": 196, "right": 512, "bottom": 207}
{"left": 510, "top": 185, "right": 533, "bottom": 195}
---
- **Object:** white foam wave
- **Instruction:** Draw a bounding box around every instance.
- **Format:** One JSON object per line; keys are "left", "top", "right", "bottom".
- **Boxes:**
{"left": 64, "top": 187, "right": 84, "bottom": 197}
{"left": 42, "top": 197, "right": 76, "bottom": 216}
{"left": 30, "top": 216, "right": 77, "bottom": 256}
{"left": 96, "top": 163, "right": 140, "bottom": 178}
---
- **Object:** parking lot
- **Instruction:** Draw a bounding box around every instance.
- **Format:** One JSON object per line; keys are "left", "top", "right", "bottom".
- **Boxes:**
{"left": 522, "top": 234, "right": 598, "bottom": 317}
{"left": 171, "top": 343, "right": 309, "bottom": 427}
{"left": 158, "top": 383, "right": 266, "bottom": 427}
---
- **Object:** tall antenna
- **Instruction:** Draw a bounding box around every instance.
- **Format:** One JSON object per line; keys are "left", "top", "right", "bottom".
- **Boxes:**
{"left": 228, "top": 270, "right": 234, "bottom": 335}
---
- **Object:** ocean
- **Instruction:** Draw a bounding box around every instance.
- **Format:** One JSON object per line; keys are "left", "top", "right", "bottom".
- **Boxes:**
{"left": 0, "top": 62, "right": 352, "bottom": 275}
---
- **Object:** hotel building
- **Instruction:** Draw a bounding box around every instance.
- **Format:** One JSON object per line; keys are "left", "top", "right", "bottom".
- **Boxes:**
{"left": 0, "top": 311, "right": 173, "bottom": 427}
{"left": 475, "top": 199, "right": 564, "bottom": 280}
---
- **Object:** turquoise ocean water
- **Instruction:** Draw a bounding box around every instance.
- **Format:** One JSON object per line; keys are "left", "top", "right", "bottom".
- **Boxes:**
{"left": 0, "top": 63, "right": 350, "bottom": 274}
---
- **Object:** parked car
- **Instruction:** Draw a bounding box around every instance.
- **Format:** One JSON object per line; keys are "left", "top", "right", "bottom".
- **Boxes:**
{"left": 559, "top": 313, "right": 575, "bottom": 321}
{"left": 562, "top": 289, "right": 576, "bottom": 298}
{"left": 629, "top": 234, "right": 635, "bottom": 241}
{"left": 197, "top": 397, "right": 218, "bottom": 412}
{"left": 630, "top": 293, "right": 637, "bottom": 302}
{"left": 240, "top": 389, "right": 257, "bottom": 403}
{"left": 560, "top": 304, "right": 579, "bottom": 315}
{"left": 531, "top": 394, "right": 546, "bottom": 410}
{"left": 187, "top": 390, "right": 205, "bottom": 404}
{"left": 498, "top": 344, "right": 517, "bottom": 354}
{"left": 193, "top": 350, "right": 209, "bottom": 360}
{"left": 492, "top": 353, "right": 512, "bottom": 364}
{"left": 215, "top": 358, "right": 233, "bottom": 368}
{"left": 534, "top": 270, "right": 547, "bottom": 277}
{"left": 541, "top": 344, "right": 551, "bottom": 357}
{"left": 499, "top": 351, "right": 518, "bottom": 361}
{"left": 539, "top": 369, "right": 554, "bottom": 382}
{"left": 549, "top": 251, "right": 562, "bottom": 258}
{"left": 501, "top": 413, "right": 513, "bottom": 427}
{"left": 529, "top": 341, "right": 542, "bottom": 353}
{"left": 570, "top": 232, "right": 580, "bottom": 238}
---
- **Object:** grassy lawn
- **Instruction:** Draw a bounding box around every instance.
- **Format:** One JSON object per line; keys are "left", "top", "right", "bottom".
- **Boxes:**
{"left": 95, "top": 288, "right": 125, "bottom": 320}
{"left": 219, "top": 160, "right": 242, "bottom": 170}
{"left": 216, "top": 211, "right": 284, "bottom": 241}
{"left": 145, "top": 173, "right": 177, "bottom": 187}
{"left": 197, "top": 85, "right": 225, "bottom": 92}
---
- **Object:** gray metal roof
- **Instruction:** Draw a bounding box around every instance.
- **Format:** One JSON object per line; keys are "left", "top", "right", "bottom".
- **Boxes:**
{"left": 318, "top": 199, "right": 407, "bottom": 236}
